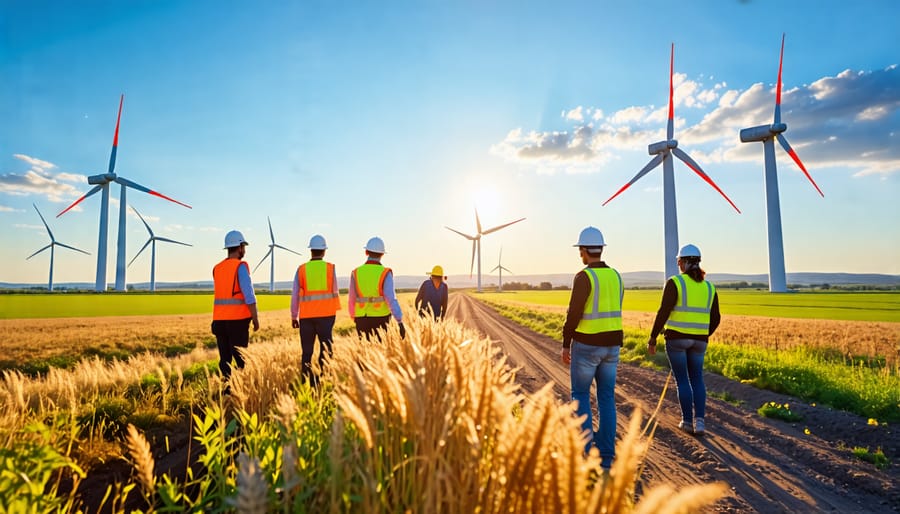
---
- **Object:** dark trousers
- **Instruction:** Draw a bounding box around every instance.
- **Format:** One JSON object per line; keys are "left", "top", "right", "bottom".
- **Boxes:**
{"left": 355, "top": 315, "right": 391, "bottom": 341}
{"left": 211, "top": 318, "right": 251, "bottom": 379}
{"left": 299, "top": 315, "right": 335, "bottom": 385}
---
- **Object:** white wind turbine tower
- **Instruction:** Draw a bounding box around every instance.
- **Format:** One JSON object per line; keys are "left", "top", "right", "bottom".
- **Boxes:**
{"left": 602, "top": 44, "right": 741, "bottom": 281}
{"left": 490, "top": 247, "right": 513, "bottom": 292}
{"left": 445, "top": 208, "right": 524, "bottom": 293}
{"left": 127, "top": 206, "right": 191, "bottom": 292}
{"left": 26, "top": 204, "right": 90, "bottom": 291}
{"left": 57, "top": 95, "right": 191, "bottom": 292}
{"left": 740, "top": 34, "right": 824, "bottom": 293}
{"left": 253, "top": 216, "right": 302, "bottom": 292}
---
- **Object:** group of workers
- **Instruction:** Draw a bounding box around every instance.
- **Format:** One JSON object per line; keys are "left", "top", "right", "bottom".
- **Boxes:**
{"left": 211, "top": 225, "right": 720, "bottom": 472}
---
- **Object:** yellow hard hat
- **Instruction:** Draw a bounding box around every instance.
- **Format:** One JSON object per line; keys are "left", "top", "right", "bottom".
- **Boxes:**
{"left": 430, "top": 265, "right": 444, "bottom": 277}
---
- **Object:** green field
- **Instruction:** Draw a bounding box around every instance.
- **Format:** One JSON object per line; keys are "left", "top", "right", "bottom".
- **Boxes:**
{"left": 475, "top": 290, "right": 900, "bottom": 322}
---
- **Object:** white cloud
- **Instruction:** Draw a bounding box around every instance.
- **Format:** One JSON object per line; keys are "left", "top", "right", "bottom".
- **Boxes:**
{"left": 0, "top": 205, "right": 23, "bottom": 212}
{"left": 13, "top": 154, "right": 56, "bottom": 171}
{"left": 2, "top": 153, "right": 90, "bottom": 204}
{"left": 564, "top": 106, "right": 585, "bottom": 121}
{"left": 55, "top": 172, "right": 87, "bottom": 183}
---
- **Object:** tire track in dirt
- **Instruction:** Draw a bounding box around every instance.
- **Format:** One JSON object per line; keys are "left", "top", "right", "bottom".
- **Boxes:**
{"left": 449, "top": 293, "right": 898, "bottom": 513}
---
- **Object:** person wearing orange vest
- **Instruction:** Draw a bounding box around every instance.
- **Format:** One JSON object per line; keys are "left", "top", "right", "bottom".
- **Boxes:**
{"left": 561, "top": 226, "right": 623, "bottom": 471}
{"left": 212, "top": 230, "right": 259, "bottom": 383}
{"left": 647, "top": 244, "right": 721, "bottom": 436}
{"left": 348, "top": 236, "right": 405, "bottom": 340}
{"left": 291, "top": 234, "right": 340, "bottom": 386}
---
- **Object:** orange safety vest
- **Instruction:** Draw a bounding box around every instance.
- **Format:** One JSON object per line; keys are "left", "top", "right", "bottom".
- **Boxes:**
{"left": 213, "top": 258, "right": 252, "bottom": 320}
{"left": 352, "top": 263, "right": 391, "bottom": 317}
{"left": 297, "top": 260, "right": 340, "bottom": 319}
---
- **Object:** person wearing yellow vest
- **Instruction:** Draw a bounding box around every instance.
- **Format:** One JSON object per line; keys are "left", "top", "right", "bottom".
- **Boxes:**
{"left": 348, "top": 236, "right": 405, "bottom": 340}
{"left": 290, "top": 234, "right": 340, "bottom": 386}
{"left": 647, "top": 244, "right": 721, "bottom": 436}
{"left": 561, "top": 226, "right": 623, "bottom": 471}
{"left": 212, "top": 230, "right": 259, "bottom": 383}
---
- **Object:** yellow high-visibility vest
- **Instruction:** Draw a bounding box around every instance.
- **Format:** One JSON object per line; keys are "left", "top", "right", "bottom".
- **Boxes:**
{"left": 575, "top": 267, "right": 623, "bottom": 334}
{"left": 353, "top": 263, "right": 391, "bottom": 317}
{"left": 665, "top": 274, "right": 716, "bottom": 335}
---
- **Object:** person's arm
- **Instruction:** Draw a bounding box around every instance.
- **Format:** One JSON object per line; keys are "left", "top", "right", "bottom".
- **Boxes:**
{"left": 415, "top": 282, "right": 425, "bottom": 311}
{"left": 348, "top": 271, "right": 357, "bottom": 320}
{"left": 562, "top": 271, "right": 590, "bottom": 348}
{"left": 708, "top": 291, "right": 721, "bottom": 336}
{"left": 440, "top": 283, "right": 448, "bottom": 319}
{"left": 237, "top": 262, "right": 259, "bottom": 331}
{"left": 332, "top": 265, "right": 341, "bottom": 308}
{"left": 290, "top": 268, "right": 301, "bottom": 323}
{"left": 383, "top": 271, "right": 403, "bottom": 322}
{"left": 649, "top": 279, "right": 677, "bottom": 341}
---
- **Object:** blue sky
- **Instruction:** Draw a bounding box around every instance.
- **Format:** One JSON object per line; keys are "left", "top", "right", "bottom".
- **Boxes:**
{"left": 2, "top": 0, "right": 899, "bottom": 287}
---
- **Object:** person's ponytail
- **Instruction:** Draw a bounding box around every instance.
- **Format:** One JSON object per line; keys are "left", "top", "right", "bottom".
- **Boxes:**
{"left": 682, "top": 257, "right": 705, "bottom": 282}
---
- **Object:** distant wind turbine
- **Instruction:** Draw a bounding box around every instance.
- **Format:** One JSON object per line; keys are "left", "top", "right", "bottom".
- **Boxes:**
{"left": 490, "top": 247, "right": 513, "bottom": 292}
{"left": 602, "top": 44, "right": 740, "bottom": 281}
{"left": 445, "top": 208, "right": 524, "bottom": 293}
{"left": 26, "top": 204, "right": 90, "bottom": 291}
{"left": 57, "top": 94, "right": 191, "bottom": 292}
{"left": 253, "top": 217, "right": 301, "bottom": 292}
{"left": 740, "top": 34, "right": 824, "bottom": 293}
{"left": 127, "top": 207, "right": 191, "bottom": 292}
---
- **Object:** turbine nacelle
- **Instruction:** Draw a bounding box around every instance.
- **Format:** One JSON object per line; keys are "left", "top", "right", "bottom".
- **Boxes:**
{"left": 648, "top": 139, "right": 678, "bottom": 155}
{"left": 88, "top": 173, "right": 116, "bottom": 184}
{"left": 740, "top": 123, "right": 787, "bottom": 143}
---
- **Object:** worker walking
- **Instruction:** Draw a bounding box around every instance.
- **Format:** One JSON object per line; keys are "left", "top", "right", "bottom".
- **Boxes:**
{"left": 415, "top": 265, "right": 448, "bottom": 320}
{"left": 561, "top": 226, "right": 624, "bottom": 471}
{"left": 647, "top": 244, "right": 720, "bottom": 436}
{"left": 291, "top": 234, "right": 340, "bottom": 387}
{"left": 349, "top": 237, "right": 405, "bottom": 340}
{"left": 212, "top": 230, "right": 260, "bottom": 385}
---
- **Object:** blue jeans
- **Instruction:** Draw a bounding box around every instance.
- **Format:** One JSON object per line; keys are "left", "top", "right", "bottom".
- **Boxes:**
{"left": 665, "top": 338, "right": 708, "bottom": 424}
{"left": 570, "top": 342, "right": 619, "bottom": 469}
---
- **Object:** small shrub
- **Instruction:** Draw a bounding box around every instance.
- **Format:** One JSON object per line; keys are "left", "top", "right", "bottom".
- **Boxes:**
{"left": 757, "top": 401, "right": 803, "bottom": 422}
{"left": 852, "top": 447, "right": 889, "bottom": 469}
{"left": 709, "top": 390, "right": 743, "bottom": 406}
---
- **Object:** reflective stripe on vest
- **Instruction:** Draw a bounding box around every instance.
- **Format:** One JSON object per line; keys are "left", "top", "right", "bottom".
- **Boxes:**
{"left": 213, "top": 259, "right": 252, "bottom": 320}
{"left": 353, "top": 264, "right": 391, "bottom": 317}
{"left": 665, "top": 274, "right": 715, "bottom": 335}
{"left": 297, "top": 260, "right": 340, "bottom": 319}
{"left": 576, "top": 267, "right": 624, "bottom": 334}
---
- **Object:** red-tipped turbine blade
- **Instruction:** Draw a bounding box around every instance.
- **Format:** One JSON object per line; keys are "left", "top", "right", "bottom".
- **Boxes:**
{"left": 668, "top": 43, "right": 675, "bottom": 141}
{"left": 775, "top": 34, "right": 785, "bottom": 124}
{"left": 776, "top": 133, "right": 824, "bottom": 197}
{"left": 57, "top": 185, "right": 103, "bottom": 217}
{"left": 116, "top": 177, "right": 192, "bottom": 208}
{"left": 602, "top": 154, "right": 665, "bottom": 206}
{"left": 108, "top": 94, "right": 124, "bottom": 174}
{"left": 672, "top": 147, "right": 741, "bottom": 213}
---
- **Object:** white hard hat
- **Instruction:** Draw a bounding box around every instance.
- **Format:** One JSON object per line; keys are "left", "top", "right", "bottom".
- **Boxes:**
{"left": 364, "top": 236, "right": 386, "bottom": 254}
{"left": 574, "top": 226, "right": 606, "bottom": 247}
{"left": 224, "top": 230, "right": 248, "bottom": 248}
{"left": 308, "top": 234, "right": 328, "bottom": 250}
{"left": 677, "top": 244, "right": 701, "bottom": 259}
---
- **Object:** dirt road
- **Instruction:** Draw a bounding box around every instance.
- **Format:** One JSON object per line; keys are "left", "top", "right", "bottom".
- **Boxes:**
{"left": 449, "top": 293, "right": 898, "bottom": 513}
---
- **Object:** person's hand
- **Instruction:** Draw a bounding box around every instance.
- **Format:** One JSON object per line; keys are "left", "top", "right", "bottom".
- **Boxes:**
{"left": 647, "top": 337, "right": 657, "bottom": 355}
{"left": 398, "top": 322, "right": 407, "bottom": 339}
{"left": 291, "top": 319, "right": 299, "bottom": 329}
{"left": 252, "top": 319, "right": 260, "bottom": 332}
{"left": 561, "top": 347, "right": 571, "bottom": 365}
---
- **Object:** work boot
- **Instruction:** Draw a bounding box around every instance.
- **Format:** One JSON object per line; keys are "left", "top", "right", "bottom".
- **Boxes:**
{"left": 678, "top": 420, "right": 693, "bottom": 434}
{"left": 694, "top": 418, "right": 705, "bottom": 436}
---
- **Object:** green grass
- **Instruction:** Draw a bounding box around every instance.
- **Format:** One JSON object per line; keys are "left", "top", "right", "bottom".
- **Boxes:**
{"left": 476, "top": 290, "right": 900, "bottom": 322}
{"left": 757, "top": 401, "right": 803, "bottom": 422}
{"left": 851, "top": 447, "right": 890, "bottom": 470}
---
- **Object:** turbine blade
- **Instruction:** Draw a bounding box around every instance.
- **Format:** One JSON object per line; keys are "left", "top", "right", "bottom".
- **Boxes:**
{"left": 116, "top": 177, "right": 192, "bottom": 208}
{"left": 253, "top": 248, "right": 273, "bottom": 273}
{"left": 33, "top": 204, "right": 54, "bottom": 240}
{"left": 470, "top": 240, "right": 476, "bottom": 278}
{"left": 501, "top": 266, "right": 513, "bottom": 274}
{"left": 155, "top": 237, "right": 191, "bottom": 247}
{"left": 57, "top": 185, "right": 103, "bottom": 217}
{"left": 128, "top": 238, "right": 153, "bottom": 267}
{"left": 482, "top": 217, "right": 525, "bottom": 236}
{"left": 475, "top": 208, "right": 483, "bottom": 234}
{"left": 56, "top": 242, "right": 90, "bottom": 255}
{"left": 267, "top": 216, "right": 275, "bottom": 243}
{"left": 602, "top": 154, "right": 665, "bottom": 206}
{"left": 490, "top": 264, "right": 500, "bottom": 273}
{"left": 109, "top": 94, "right": 124, "bottom": 174}
{"left": 26, "top": 244, "right": 52, "bottom": 260}
{"left": 776, "top": 133, "right": 824, "bottom": 197}
{"left": 775, "top": 34, "right": 785, "bottom": 125}
{"left": 273, "top": 244, "right": 302, "bottom": 256}
{"left": 668, "top": 43, "right": 675, "bottom": 141}
{"left": 131, "top": 206, "right": 153, "bottom": 235}
{"left": 445, "top": 226, "right": 477, "bottom": 240}
{"left": 672, "top": 148, "right": 741, "bottom": 213}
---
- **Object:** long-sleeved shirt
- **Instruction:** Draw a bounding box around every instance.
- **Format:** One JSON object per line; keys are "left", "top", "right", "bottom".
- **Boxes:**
{"left": 290, "top": 258, "right": 339, "bottom": 319}
{"left": 649, "top": 277, "right": 721, "bottom": 341}
{"left": 562, "top": 262, "right": 624, "bottom": 348}
{"left": 236, "top": 261, "right": 257, "bottom": 305}
{"left": 415, "top": 279, "right": 448, "bottom": 319}
{"left": 347, "top": 259, "right": 403, "bottom": 322}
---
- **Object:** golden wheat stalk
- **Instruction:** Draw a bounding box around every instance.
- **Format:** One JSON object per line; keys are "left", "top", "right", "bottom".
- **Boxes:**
{"left": 124, "top": 423, "right": 156, "bottom": 499}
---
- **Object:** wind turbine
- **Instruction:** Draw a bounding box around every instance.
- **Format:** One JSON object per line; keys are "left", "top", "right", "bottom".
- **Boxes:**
{"left": 740, "top": 34, "right": 824, "bottom": 293}
{"left": 57, "top": 95, "right": 191, "bottom": 292}
{"left": 602, "top": 44, "right": 741, "bottom": 280}
{"left": 490, "top": 247, "right": 513, "bottom": 292}
{"left": 26, "top": 204, "right": 90, "bottom": 291}
{"left": 445, "top": 208, "right": 524, "bottom": 293}
{"left": 253, "top": 216, "right": 302, "bottom": 292}
{"left": 127, "top": 206, "right": 192, "bottom": 292}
